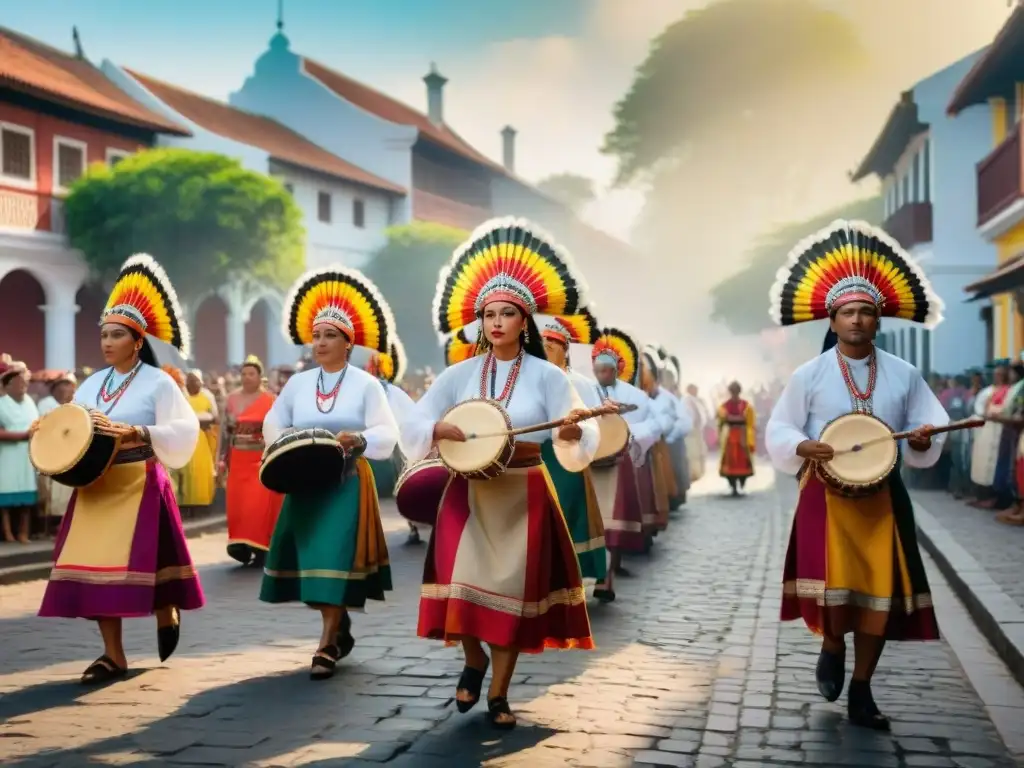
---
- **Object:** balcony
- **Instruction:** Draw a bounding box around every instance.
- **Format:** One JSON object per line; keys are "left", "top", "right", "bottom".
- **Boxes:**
{"left": 882, "top": 201, "right": 932, "bottom": 249}
{"left": 977, "top": 123, "right": 1024, "bottom": 230}
{"left": 0, "top": 186, "right": 66, "bottom": 234}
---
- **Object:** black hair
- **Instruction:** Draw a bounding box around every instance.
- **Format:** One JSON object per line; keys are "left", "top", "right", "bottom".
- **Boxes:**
{"left": 128, "top": 329, "right": 158, "bottom": 367}
{"left": 0, "top": 369, "right": 24, "bottom": 387}
{"left": 241, "top": 361, "right": 264, "bottom": 376}
{"left": 1012, "top": 363, "right": 1024, "bottom": 380}
{"left": 474, "top": 309, "right": 547, "bottom": 361}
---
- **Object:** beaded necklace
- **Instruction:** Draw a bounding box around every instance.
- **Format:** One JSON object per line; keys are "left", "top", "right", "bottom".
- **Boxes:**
{"left": 316, "top": 366, "right": 348, "bottom": 414}
{"left": 835, "top": 346, "right": 876, "bottom": 414}
{"left": 479, "top": 350, "right": 525, "bottom": 407}
{"left": 96, "top": 361, "right": 143, "bottom": 415}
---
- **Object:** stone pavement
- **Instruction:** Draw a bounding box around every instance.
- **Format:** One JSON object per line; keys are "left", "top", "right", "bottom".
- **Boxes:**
{"left": 0, "top": 468, "right": 1021, "bottom": 767}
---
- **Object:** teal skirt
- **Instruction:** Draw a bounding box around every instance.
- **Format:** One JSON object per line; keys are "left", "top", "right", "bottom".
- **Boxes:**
{"left": 260, "top": 458, "right": 392, "bottom": 608}
{"left": 540, "top": 440, "right": 607, "bottom": 582}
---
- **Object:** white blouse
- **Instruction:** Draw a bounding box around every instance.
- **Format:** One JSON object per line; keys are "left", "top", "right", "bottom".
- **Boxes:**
{"left": 263, "top": 365, "right": 399, "bottom": 461}
{"left": 76, "top": 364, "right": 200, "bottom": 470}
{"left": 766, "top": 348, "right": 950, "bottom": 476}
{"left": 403, "top": 353, "right": 599, "bottom": 467}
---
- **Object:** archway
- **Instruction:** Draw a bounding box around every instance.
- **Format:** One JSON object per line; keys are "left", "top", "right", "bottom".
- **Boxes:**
{"left": 244, "top": 298, "right": 271, "bottom": 367}
{"left": 75, "top": 283, "right": 108, "bottom": 370}
{"left": 193, "top": 294, "right": 229, "bottom": 372}
{"left": 0, "top": 270, "right": 46, "bottom": 369}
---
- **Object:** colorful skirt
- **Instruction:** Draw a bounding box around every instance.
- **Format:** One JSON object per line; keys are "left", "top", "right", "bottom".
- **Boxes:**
{"left": 226, "top": 445, "right": 283, "bottom": 552}
{"left": 636, "top": 459, "right": 660, "bottom": 532}
{"left": 592, "top": 454, "right": 645, "bottom": 553}
{"left": 781, "top": 467, "right": 939, "bottom": 641}
{"left": 540, "top": 439, "right": 607, "bottom": 582}
{"left": 719, "top": 426, "right": 754, "bottom": 479}
{"left": 418, "top": 444, "right": 594, "bottom": 653}
{"left": 260, "top": 457, "right": 391, "bottom": 608}
{"left": 39, "top": 454, "right": 205, "bottom": 619}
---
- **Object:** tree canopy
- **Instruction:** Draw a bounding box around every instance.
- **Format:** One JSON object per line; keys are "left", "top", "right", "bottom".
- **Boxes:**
{"left": 709, "top": 195, "right": 883, "bottom": 335}
{"left": 364, "top": 221, "right": 468, "bottom": 372}
{"left": 536, "top": 173, "right": 596, "bottom": 214}
{"left": 64, "top": 148, "right": 304, "bottom": 300}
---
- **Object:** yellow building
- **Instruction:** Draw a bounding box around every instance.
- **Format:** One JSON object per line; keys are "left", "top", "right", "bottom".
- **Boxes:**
{"left": 953, "top": 5, "right": 1024, "bottom": 359}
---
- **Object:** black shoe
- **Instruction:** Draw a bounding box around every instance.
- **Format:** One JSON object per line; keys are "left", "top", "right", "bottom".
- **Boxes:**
{"left": 336, "top": 610, "right": 355, "bottom": 659}
{"left": 226, "top": 543, "right": 253, "bottom": 566}
{"left": 848, "top": 680, "right": 890, "bottom": 731}
{"left": 405, "top": 527, "right": 422, "bottom": 546}
{"left": 455, "top": 660, "right": 489, "bottom": 713}
{"left": 815, "top": 647, "right": 846, "bottom": 702}
{"left": 251, "top": 549, "right": 267, "bottom": 569}
{"left": 157, "top": 606, "right": 180, "bottom": 663}
{"left": 594, "top": 587, "right": 616, "bottom": 603}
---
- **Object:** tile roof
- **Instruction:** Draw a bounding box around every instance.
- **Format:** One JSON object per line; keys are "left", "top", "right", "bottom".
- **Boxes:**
{"left": 0, "top": 27, "right": 188, "bottom": 135}
{"left": 126, "top": 69, "right": 405, "bottom": 195}
{"left": 947, "top": 6, "right": 1022, "bottom": 116}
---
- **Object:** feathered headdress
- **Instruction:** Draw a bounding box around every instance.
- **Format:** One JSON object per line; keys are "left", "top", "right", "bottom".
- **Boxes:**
{"left": 444, "top": 328, "right": 478, "bottom": 367}
{"left": 365, "top": 338, "right": 406, "bottom": 384}
{"left": 241, "top": 354, "right": 264, "bottom": 374}
{"left": 768, "top": 219, "right": 944, "bottom": 328}
{"left": 283, "top": 266, "right": 394, "bottom": 352}
{"left": 591, "top": 327, "right": 641, "bottom": 385}
{"left": 101, "top": 254, "right": 190, "bottom": 358}
{"left": 432, "top": 216, "right": 588, "bottom": 338}
{"left": 539, "top": 308, "right": 600, "bottom": 347}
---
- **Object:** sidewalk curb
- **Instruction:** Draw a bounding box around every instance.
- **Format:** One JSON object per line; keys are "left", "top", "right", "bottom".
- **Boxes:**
{"left": 0, "top": 514, "right": 228, "bottom": 587}
{"left": 914, "top": 502, "right": 1024, "bottom": 688}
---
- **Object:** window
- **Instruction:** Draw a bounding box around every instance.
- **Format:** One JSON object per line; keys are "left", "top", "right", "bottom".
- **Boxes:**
{"left": 284, "top": 182, "right": 294, "bottom": 195}
{"left": 318, "top": 191, "right": 331, "bottom": 223}
{"left": 352, "top": 198, "right": 365, "bottom": 228}
{"left": 106, "top": 148, "right": 130, "bottom": 167}
{"left": 54, "top": 137, "right": 87, "bottom": 190}
{"left": 0, "top": 123, "right": 34, "bottom": 184}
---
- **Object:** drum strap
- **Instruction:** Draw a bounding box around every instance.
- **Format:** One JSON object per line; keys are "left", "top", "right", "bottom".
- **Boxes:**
{"left": 508, "top": 443, "right": 542, "bottom": 469}
{"left": 113, "top": 446, "right": 155, "bottom": 465}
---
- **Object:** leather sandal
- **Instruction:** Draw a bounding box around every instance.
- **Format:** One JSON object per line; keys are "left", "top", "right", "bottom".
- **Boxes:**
{"left": 455, "top": 660, "right": 489, "bottom": 713}
{"left": 487, "top": 696, "right": 517, "bottom": 730}
{"left": 310, "top": 644, "right": 341, "bottom": 680}
{"left": 81, "top": 655, "right": 127, "bottom": 685}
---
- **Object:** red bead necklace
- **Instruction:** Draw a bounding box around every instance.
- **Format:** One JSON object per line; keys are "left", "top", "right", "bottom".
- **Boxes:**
{"left": 96, "top": 361, "right": 142, "bottom": 415}
{"left": 479, "top": 350, "right": 524, "bottom": 406}
{"left": 835, "top": 347, "right": 876, "bottom": 404}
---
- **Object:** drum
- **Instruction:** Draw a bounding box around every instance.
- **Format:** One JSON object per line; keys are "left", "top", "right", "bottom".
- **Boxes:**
{"left": 816, "top": 412, "right": 898, "bottom": 497}
{"left": 592, "top": 413, "right": 630, "bottom": 469}
{"left": 437, "top": 399, "right": 515, "bottom": 480}
{"left": 395, "top": 458, "right": 451, "bottom": 526}
{"left": 29, "top": 403, "right": 121, "bottom": 488}
{"left": 259, "top": 428, "right": 351, "bottom": 495}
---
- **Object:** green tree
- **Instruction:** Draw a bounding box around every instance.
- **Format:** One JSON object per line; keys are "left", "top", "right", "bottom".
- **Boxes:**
{"left": 64, "top": 148, "right": 304, "bottom": 300}
{"left": 709, "top": 195, "right": 883, "bottom": 335}
{"left": 536, "top": 173, "right": 596, "bottom": 214}
{"left": 364, "top": 221, "right": 468, "bottom": 371}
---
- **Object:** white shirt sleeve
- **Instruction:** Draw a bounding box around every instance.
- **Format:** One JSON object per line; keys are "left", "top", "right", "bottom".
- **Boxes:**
{"left": 360, "top": 378, "right": 400, "bottom": 461}
{"left": 150, "top": 374, "right": 201, "bottom": 470}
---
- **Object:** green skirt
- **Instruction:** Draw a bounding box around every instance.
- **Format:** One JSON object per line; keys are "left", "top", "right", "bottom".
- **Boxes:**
{"left": 540, "top": 439, "right": 607, "bottom": 582}
{"left": 260, "top": 458, "right": 392, "bottom": 608}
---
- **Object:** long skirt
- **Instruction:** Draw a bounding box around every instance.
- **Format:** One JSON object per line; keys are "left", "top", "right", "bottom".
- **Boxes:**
{"left": 540, "top": 440, "right": 607, "bottom": 582}
{"left": 720, "top": 425, "right": 754, "bottom": 479}
{"left": 781, "top": 467, "right": 939, "bottom": 641}
{"left": 39, "top": 457, "right": 205, "bottom": 618}
{"left": 260, "top": 457, "right": 391, "bottom": 608}
{"left": 592, "top": 454, "right": 645, "bottom": 553}
{"left": 685, "top": 431, "right": 706, "bottom": 482}
{"left": 226, "top": 445, "right": 283, "bottom": 553}
{"left": 636, "top": 460, "right": 661, "bottom": 532}
{"left": 667, "top": 438, "right": 690, "bottom": 503}
{"left": 418, "top": 446, "right": 594, "bottom": 653}
{"left": 180, "top": 428, "right": 216, "bottom": 507}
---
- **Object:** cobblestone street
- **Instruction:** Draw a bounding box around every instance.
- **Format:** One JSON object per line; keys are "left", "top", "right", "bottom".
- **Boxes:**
{"left": 1, "top": 467, "right": 1022, "bottom": 767}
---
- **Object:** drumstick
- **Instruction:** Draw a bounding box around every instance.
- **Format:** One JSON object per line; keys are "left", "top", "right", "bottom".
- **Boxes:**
{"left": 834, "top": 417, "right": 985, "bottom": 455}
{"left": 460, "top": 403, "right": 638, "bottom": 440}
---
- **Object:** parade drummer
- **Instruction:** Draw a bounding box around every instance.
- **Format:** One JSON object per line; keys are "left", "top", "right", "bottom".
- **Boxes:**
{"left": 765, "top": 219, "right": 948, "bottom": 730}
{"left": 364, "top": 340, "right": 420, "bottom": 544}
{"left": 588, "top": 328, "right": 661, "bottom": 601}
{"left": 260, "top": 266, "right": 399, "bottom": 681}
{"left": 718, "top": 380, "right": 756, "bottom": 496}
{"left": 403, "top": 217, "right": 598, "bottom": 730}
{"left": 540, "top": 314, "right": 608, "bottom": 587}
{"left": 219, "top": 354, "right": 283, "bottom": 567}
{"left": 36, "top": 254, "right": 204, "bottom": 684}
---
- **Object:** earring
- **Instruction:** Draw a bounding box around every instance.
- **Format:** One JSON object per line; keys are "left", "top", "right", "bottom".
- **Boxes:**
{"left": 523, "top": 326, "right": 530, "bottom": 344}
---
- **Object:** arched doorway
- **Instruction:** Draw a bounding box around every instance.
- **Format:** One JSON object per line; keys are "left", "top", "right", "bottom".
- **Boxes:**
{"left": 0, "top": 270, "right": 46, "bottom": 369}
{"left": 244, "top": 298, "right": 271, "bottom": 366}
{"left": 75, "top": 283, "right": 108, "bottom": 370}
{"left": 193, "top": 294, "right": 228, "bottom": 372}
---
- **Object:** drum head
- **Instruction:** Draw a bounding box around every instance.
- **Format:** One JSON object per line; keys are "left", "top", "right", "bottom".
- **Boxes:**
{"left": 30, "top": 403, "right": 96, "bottom": 475}
{"left": 820, "top": 413, "right": 897, "bottom": 485}
{"left": 594, "top": 413, "right": 629, "bottom": 461}
{"left": 439, "top": 400, "right": 511, "bottom": 474}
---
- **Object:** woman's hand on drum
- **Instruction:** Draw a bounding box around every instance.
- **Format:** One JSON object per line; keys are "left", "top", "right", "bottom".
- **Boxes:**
{"left": 27, "top": 419, "right": 40, "bottom": 438}
{"left": 796, "top": 439, "right": 834, "bottom": 462}
{"left": 907, "top": 425, "right": 934, "bottom": 452}
{"left": 336, "top": 432, "right": 366, "bottom": 453}
{"left": 432, "top": 422, "right": 467, "bottom": 443}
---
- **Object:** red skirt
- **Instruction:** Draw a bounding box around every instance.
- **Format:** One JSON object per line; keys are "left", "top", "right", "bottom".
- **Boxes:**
{"left": 720, "top": 426, "right": 754, "bottom": 478}
{"left": 417, "top": 446, "right": 594, "bottom": 653}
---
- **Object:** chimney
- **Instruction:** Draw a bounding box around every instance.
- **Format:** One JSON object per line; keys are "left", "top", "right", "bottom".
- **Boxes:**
{"left": 501, "top": 126, "right": 516, "bottom": 173}
{"left": 423, "top": 62, "right": 447, "bottom": 125}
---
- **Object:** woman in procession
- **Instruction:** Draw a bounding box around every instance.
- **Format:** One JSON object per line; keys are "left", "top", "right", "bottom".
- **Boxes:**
{"left": 636, "top": 348, "right": 677, "bottom": 538}
{"left": 403, "top": 217, "right": 598, "bottom": 730}
{"left": 540, "top": 313, "right": 608, "bottom": 587}
{"left": 0, "top": 363, "right": 40, "bottom": 544}
{"left": 36, "top": 254, "right": 205, "bottom": 683}
{"left": 219, "top": 354, "right": 283, "bottom": 567}
{"left": 259, "top": 266, "right": 398, "bottom": 680}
